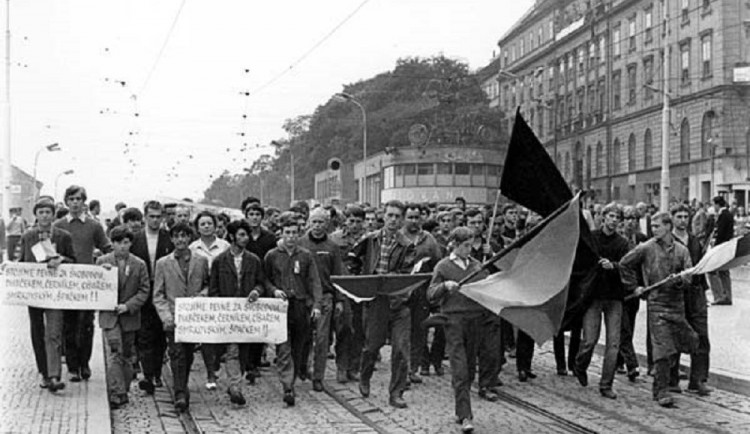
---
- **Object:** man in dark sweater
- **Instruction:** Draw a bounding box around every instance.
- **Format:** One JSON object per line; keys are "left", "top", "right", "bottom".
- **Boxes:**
{"left": 708, "top": 196, "right": 733, "bottom": 305}
{"left": 573, "top": 203, "right": 629, "bottom": 399}
{"left": 53, "top": 185, "right": 112, "bottom": 382}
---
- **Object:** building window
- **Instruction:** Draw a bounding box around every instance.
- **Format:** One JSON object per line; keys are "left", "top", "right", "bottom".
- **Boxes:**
{"left": 578, "top": 47, "right": 585, "bottom": 76}
{"left": 613, "top": 70, "right": 622, "bottom": 110}
{"left": 538, "top": 107, "right": 544, "bottom": 137}
{"left": 701, "top": 32, "right": 712, "bottom": 78}
{"left": 613, "top": 24, "right": 621, "bottom": 58}
{"left": 403, "top": 164, "right": 417, "bottom": 187}
{"left": 613, "top": 139, "right": 621, "bottom": 174}
{"left": 644, "top": 5, "right": 653, "bottom": 43}
{"left": 627, "top": 64, "right": 637, "bottom": 105}
{"left": 644, "top": 129, "right": 653, "bottom": 168}
{"left": 701, "top": 111, "right": 715, "bottom": 158}
{"left": 549, "top": 65, "right": 555, "bottom": 89}
{"left": 680, "top": 118, "right": 691, "bottom": 162}
{"left": 680, "top": 41, "right": 691, "bottom": 84}
{"left": 628, "top": 15, "right": 636, "bottom": 52}
{"left": 598, "top": 78, "right": 606, "bottom": 118}
{"left": 702, "top": 0, "right": 711, "bottom": 13}
{"left": 577, "top": 88, "right": 585, "bottom": 120}
{"left": 595, "top": 141, "right": 604, "bottom": 176}
{"left": 538, "top": 27, "right": 543, "bottom": 46}
{"left": 520, "top": 38, "right": 525, "bottom": 57}
{"left": 628, "top": 133, "right": 636, "bottom": 171}
{"left": 599, "top": 36, "right": 606, "bottom": 63}
{"left": 644, "top": 56, "right": 654, "bottom": 100}
{"left": 682, "top": 0, "right": 690, "bottom": 23}
{"left": 564, "top": 152, "right": 571, "bottom": 179}
{"left": 589, "top": 40, "right": 597, "bottom": 68}
{"left": 549, "top": 20, "right": 554, "bottom": 40}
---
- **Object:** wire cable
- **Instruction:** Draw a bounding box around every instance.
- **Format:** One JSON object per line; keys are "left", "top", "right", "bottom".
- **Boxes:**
{"left": 138, "top": 0, "right": 188, "bottom": 96}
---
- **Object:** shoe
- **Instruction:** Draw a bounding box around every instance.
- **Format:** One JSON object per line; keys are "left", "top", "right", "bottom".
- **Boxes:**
{"left": 627, "top": 368, "right": 640, "bottom": 383}
{"left": 153, "top": 377, "right": 163, "bottom": 387}
{"left": 69, "top": 371, "right": 81, "bottom": 383}
{"left": 668, "top": 385, "right": 683, "bottom": 394}
{"left": 313, "top": 380, "right": 324, "bottom": 392}
{"left": 80, "top": 365, "right": 91, "bottom": 381}
{"left": 461, "top": 418, "right": 475, "bottom": 433}
{"left": 434, "top": 365, "right": 444, "bottom": 376}
{"left": 205, "top": 382, "right": 217, "bottom": 391}
{"left": 616, "top": 366, "right": 626, "bottom": 375}
{"left": 174, "top": 397, "right": 189, "bottom": 412}
{"left": 346, "top": 370, "right": 360, "bottom": 382}
{"left": 711, "top": 300, "right": 732, "bottom": 306}
{"left": 518, "top": 371, "right": 528, "bottom": 382}
{"left": 687, "top": 383, "right": 712, "bottom": 396}
{"left": 478, "top": 387, "right": 499, "bottom": 402}
{"left": 493, "top": 377, "right": 504, "bottom": 387}
{"left": 419, "top": 366, "right": 430, "bottom": 376}
{"left": 600, "top": 389, "right": 617, "bottom": 399}
{"left": 245, "top": 370, "right": 257, "bottom": 385}
{"left": 298, "top": 369, "right": 309, "bottom": 382}
{"left": 557, "top": 368, "right": 568, "bottom": 376}
{"left": 138, "top": 378, "right": 155, "bottom": 395}
{"left": 337, "top": 368, "right": 348, "bottom": 383}
{"left": 389, "top": 396, "right": 408, "bottom": 409}
{"left": 283, "top": 390, "right": 295, "bottom": 407}
{"left": 573, "top": 367, "right": 588, "bottom": 387}
{"left": 40, "top": 377, "right": 51, "bottom": 389}
{"left": 408, "top": 372, "right": 423, "bottom": 384}
{"left": 49, "top": 377, "right": 66, "bottom": 393}
{"left": 359, "top": 380, "right": 370, "bottom": 398}
{"left": 679, "top": 372, "right": 688, "bottom": 380}
{"left": 526, "top": 371, "right": 537, "bottom": 379}
{"left": 228, "top": 388, "right": 246, "bottom": 405}
{"left": 507, "top": 348, "right": 516, "bottom": 358}
{"left": 647, "top": 366, "right": 654, "bottom": 377}
{"left": 656, "top": 395, "right": 674, "bottom": 407}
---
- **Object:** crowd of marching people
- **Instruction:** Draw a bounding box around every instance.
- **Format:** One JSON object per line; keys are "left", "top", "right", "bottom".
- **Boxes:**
{"left": 1, "top": 185, "right": 736, "bottom": 434}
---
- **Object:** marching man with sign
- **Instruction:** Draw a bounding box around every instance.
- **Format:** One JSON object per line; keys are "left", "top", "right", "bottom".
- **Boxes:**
{"left": 152, "top": 222, "right": 210, "bottom": 413}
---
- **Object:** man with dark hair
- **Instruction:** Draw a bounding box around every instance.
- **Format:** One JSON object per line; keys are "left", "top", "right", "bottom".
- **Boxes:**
{"left": 53, "top": 185, "right": 112, "bottom": 382}
{"left": 240, "top": 196, "right": 261, "bottom": 214}
{"left": 163, "top": 203, "right": 177, "bottom": 230}
{"left": 152, "top": 222, "right": 210, "bottom": 412}
{"left": 351, "top": 200, "right": 418, "bottom": 409}
{"left": 620, "top": 212, "right": 696, "bottom": 407}
{"left": 208, "top": 219, "right": 267, "bottom": 405}
{"left": 89, "top": 200, "right": 106, "bottom": 232}
{"left": 96, "top": 225, "right": 150, "bottom": 408}
{"left": 709, "top": 196, "right": 733, "bottom": 305}
{"left": 573, "top": 204, "right": 629, "bottom": 400}
{"left": 130, "top": 200, "right": 174, "bottom": 394}
{"left": 298, "top": 207, "right": 346, "bottom": 392}
{"left": 363, "top": 207, "right": 378, "bottom": 233}
{"left": 20, "top": 199, "right": 76, "bottom": 392}
{"left": 122, "top": 207, "right": 144, "bottom": 234}
{"left": 264, "top": 216, "right": 322, "bottom": 406}
{"left": 216, "top": 212, "right": 230, "bottom": 239}
{"left": 454, "top": 197, "right": 466, "bottom": 212}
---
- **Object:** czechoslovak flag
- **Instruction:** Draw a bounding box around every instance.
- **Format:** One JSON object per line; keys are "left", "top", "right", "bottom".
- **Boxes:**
{"left": 688, "top": 234, "right": 750, "bottom": 274}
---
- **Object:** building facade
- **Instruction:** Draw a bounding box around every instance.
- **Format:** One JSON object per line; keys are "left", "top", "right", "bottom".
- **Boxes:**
{"left": 0, "top": 165, "right": 43, "bottom": 222}
{"left": 493, "top": 0, "right": 750, "bottom": 207}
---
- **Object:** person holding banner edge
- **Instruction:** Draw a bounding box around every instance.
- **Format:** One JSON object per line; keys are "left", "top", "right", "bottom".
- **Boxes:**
{"left": 20, "top": 198, "right": 77, "bottom": 393}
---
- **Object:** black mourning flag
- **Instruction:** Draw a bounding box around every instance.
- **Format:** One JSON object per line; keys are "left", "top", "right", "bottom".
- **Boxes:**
{"left": 499, "top": 108, "right": 600, "bottom": 331}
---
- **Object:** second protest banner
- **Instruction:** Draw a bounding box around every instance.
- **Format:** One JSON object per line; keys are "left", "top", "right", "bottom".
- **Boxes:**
{"left": 175, "top": 297, "right": 287, "bottom": 344}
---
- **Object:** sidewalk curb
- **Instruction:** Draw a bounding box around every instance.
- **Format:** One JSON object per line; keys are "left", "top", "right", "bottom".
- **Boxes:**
{"left": 593, "top": 342, "right": 750, "bottom": 397}
{"left": 88, "top": 327, "right": 111, "bottom": 433}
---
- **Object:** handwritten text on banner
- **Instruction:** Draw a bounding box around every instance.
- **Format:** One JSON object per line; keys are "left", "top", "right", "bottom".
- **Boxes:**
{"left": 1, "top": 262, "right": 118, "bottom": 310}
{"left": 175, "top": 298, "right": 288, "bottom": 344}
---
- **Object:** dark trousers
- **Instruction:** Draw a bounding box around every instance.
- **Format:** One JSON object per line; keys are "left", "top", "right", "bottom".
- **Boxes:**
{"left": 276, "top": 299, "right": 312, "bottom": 391}
{"left": 240, "top": 343, "right": 264, "bottom": 373}
{"left": 428, "top": 325, "right": 446, "bottom": 369}
{"left": 138, "top": 304, "right": 166, "bottom": 380}
{"left": 445, "top": 313, "right": 499, "bottom": 421}
{"left": 553, "top": 325, "right": 581, "bottom": 372}
{"left": 501, "top": 318, "right": 515, "bottom": 351}
{"left": 618, "top": 298, "right": 640, "bottom": 371}
{"left": 409, "top": 287, "right": 430, "bottom": 373}
{"left": 64, "top": 310, "right": 94, "bottom": 373}
{"left": 165, "top": 331, "right": 194, "bottom": 402}
{"left": 335, "top": 300, "right": 364, "bottom": 373}
{"left": 708, "top": 270, "right": 732, "bottom": 304}
{"left": 7, "top": 235, "right": 21, "bottom": 261}
{"left": 28, "top": 307, "right": 64, "bottom": 379}
{"left": 576, "top": 299, "right": 622, "bottom": 391}
{"left": 360, "top": 296, "right": 410, "bottom": 399}
{"left": 653, "top": 355, "right": 678, "bottom": 399}
{"left": 670, "top": 286, "right": 710, "bottom": 387}
{"left": 515, "top": 330, "right": 535, "bottom": 373}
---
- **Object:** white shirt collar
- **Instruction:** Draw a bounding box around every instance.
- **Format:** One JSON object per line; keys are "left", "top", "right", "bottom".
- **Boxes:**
{"left": 66, "top": 213, "right": 86, "bottom": 223}
{"left": 449, "top": 252, "right": 469, "bottom": 270}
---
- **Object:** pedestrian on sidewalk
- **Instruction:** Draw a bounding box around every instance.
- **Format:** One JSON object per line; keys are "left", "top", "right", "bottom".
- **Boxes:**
{"left": 96, "top": 226, "right": 149, "bottom": 408}
{"left": 298, "top": 207, "right": 346, "bottom": 393}
{"left": 573, "top": 204, "right": 629, "bottom": 399}
{"left": 620, "top": 212, "right": 699, "bottom": 407}
{"left": 428, "top": 226, "right": 500, "bottom": 434}
{"left": 20, "top": 199, "right": 76, "bottom": 392}
{"left": 153, "top": 222, "right": 210, "bottom": 412}
{"left": 264, "top": 214, "right": 322, "bottom": 407}
{"left": 708, "top": 196, "right": 733, "bottom": 305}
{"left": 208, "top": 219, "right": 268, "bottom": 406}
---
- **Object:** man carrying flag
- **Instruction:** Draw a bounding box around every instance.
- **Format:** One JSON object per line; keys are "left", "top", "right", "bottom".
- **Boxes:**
{"left": 619, "top": 212, "right": 698, "bottom": 407}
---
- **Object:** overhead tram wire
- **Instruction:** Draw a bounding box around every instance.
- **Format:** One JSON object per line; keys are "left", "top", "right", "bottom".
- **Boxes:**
{"left": 138, "top": 0, "right": 188, "bottom": 98}
{"left": 246, "top": 0, "right": 371, "bottom": 99}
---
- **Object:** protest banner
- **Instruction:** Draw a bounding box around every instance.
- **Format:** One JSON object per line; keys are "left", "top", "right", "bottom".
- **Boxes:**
{"left": 1, "top": 262, "right": 118, "bottom": 310}
{"left": 175, "top": 297, "right": 287, "bottom": 344}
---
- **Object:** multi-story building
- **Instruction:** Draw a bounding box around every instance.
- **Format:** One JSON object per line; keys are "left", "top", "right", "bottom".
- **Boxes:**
{"left": 492, "top": 0, "right": 750, "bottom": 208}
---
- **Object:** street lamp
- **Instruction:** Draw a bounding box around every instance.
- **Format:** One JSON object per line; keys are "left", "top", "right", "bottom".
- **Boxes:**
{"left": 54, "top": 169, "right": 74, "bottom": 200}
{"left": 333, "top": 92, "right": 367, "bottom": 204}
{"left": 32, "top": 143, "right": 61, "bottom": 202}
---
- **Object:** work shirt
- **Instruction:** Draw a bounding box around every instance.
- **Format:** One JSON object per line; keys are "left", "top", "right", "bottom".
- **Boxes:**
{"left": 264, "top": 243, "right": 322, "bottom": 310}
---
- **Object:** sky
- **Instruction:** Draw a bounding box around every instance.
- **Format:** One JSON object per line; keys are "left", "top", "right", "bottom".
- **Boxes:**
{"left": 1, "top": 0, "right": 534, "bottom": 211}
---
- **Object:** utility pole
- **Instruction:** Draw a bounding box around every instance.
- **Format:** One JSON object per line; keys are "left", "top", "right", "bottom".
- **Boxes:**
{"left": 660, "top": 2, "right": 670, "bottom": 211}
{"left": 2, "top": 0, "right": 11, "bottom": 222}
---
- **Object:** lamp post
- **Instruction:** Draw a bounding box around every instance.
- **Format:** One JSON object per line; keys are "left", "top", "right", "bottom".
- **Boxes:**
{"left": 333, "top": 92, "right": 367, "bottom": 204}
{"left": 54, "top": 169, "right": 74, "bottom": 200}
{"left": 32, "top": 143, "right": 61, "bottom": 202}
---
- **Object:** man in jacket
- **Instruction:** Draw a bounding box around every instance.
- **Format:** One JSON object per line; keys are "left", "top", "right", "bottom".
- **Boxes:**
{"left": 96, "top": 226, "right": 150, "bottom": 408}
{"left": 152, "top": 222, "right": 210, "bottom": 412}
{"left": 709, "top": 196, "right": 733, "bottom": 305}
{"left": 208, "top": 219, "right": 267, "bottom": 405}
{"left": 20, "top": 199, "right": 76, "bottom": 392}
{"left": 130, "top": 200, "right": 174, "bottom": 394}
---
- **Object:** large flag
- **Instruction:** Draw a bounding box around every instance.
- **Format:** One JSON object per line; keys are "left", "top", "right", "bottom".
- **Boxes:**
{"left": 688, "top": 233, "right": 750, "bottom": 274}
{"left": 331, "top": 273, "right": 433, "bottom": 303}
{"left": 499, "top": 109, "right": 600, "bottom": 330}
{"left": 460, "top": 195, "right": 581, "bottom": 344}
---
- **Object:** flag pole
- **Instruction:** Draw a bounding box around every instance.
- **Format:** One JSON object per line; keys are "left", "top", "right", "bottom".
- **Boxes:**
{"left": 622, "top": 272, "right": 686, "bottom": 301}
{"left": 483, "top": 189, "right": 502, "bottom": 262}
